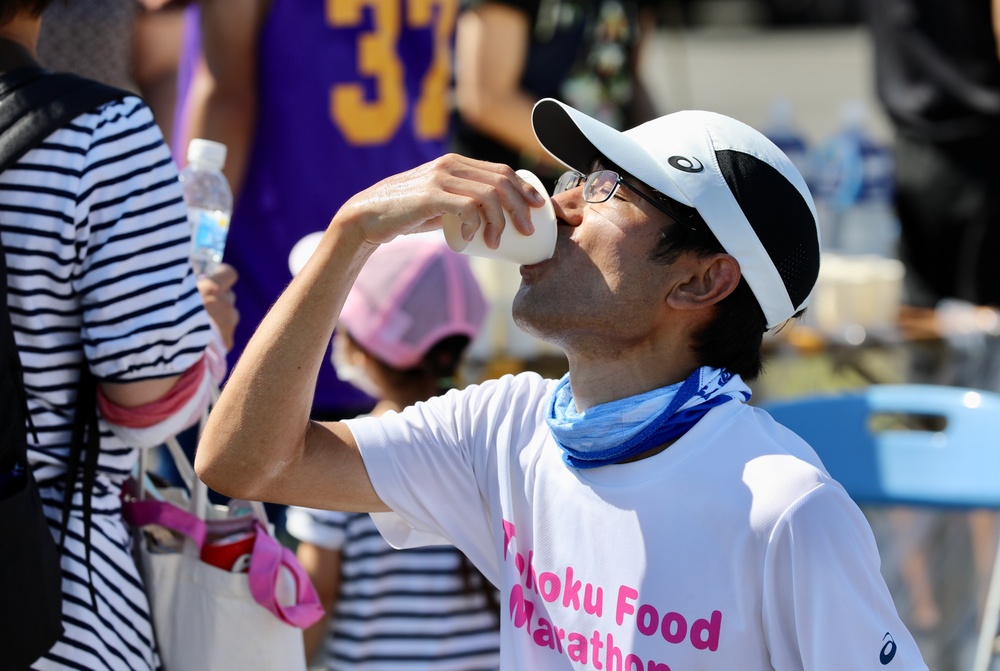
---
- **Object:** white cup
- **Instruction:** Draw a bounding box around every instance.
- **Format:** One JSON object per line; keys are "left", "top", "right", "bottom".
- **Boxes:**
{"left": 441, "top": 169, "right": 557, "bottom": 265}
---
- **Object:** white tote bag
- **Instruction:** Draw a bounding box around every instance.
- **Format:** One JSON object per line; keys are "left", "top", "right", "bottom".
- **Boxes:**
{"left": 125, "top": 438, "right": 323, "bottom": 671}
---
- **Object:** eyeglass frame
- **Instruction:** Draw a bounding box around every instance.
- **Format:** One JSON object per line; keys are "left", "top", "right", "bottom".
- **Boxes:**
{"left": 553, "top": 169, "right": 703, "bottom": 232}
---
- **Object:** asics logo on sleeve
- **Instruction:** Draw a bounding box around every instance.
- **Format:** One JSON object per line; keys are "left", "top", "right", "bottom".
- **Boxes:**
{"left": 880, "top": 632, "right": 897, "bottom": 664}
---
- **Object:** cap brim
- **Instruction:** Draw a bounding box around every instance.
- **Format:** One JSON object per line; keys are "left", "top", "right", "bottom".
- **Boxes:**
{"left": 531, "top": 98, "right": 694, "bottom": 208}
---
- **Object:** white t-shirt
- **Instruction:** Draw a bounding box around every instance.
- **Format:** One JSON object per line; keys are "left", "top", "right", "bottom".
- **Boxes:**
{"left": 347, "top": 372, "right": 927, "bottom": 671}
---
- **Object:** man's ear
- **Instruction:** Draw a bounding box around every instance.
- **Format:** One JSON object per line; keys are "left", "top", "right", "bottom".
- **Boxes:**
{"left": 666, "top": 254, "right": 741, "bottom": 312}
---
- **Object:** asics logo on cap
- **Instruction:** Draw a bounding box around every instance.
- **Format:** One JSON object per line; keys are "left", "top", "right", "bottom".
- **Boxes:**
{"left": 667, "top": 156, "right": 704, "bottom": 173}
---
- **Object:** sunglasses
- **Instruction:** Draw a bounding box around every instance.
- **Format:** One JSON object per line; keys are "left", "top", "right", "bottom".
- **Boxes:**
{"left": 553, "top": 169, "right": 700, "bottom": 231}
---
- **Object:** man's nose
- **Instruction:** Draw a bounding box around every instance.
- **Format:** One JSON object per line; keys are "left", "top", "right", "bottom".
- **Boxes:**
{"left": 551, "top": 190, "right": 584, "bottom": 227}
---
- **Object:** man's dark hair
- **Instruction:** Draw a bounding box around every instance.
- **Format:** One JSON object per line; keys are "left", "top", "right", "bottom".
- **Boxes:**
{"left": 648, "top": 198, "right": 770, "bottom": 381}
{"left": 0, "top": 0, "right": 56, "bottom": 24}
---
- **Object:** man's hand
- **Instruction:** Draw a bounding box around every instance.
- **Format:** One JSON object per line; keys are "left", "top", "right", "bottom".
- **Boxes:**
{"left": 197, "top": 263, "right": 239, "bottom": 350}
{"left": 336, "top": 154, "right": 546, "bottom": 250}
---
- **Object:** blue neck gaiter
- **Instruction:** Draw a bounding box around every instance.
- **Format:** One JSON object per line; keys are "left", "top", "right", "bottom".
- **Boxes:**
{"left": 545, "top": 366, "right": 751, "bottom": 469}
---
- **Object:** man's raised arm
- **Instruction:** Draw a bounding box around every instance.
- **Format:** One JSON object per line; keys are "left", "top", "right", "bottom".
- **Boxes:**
{"left": 194, "top": 155, "right": 545, "bottom": 512}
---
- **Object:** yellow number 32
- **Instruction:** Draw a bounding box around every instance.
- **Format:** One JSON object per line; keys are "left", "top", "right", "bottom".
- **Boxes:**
{"left": 327, "top": 0, "right": 457, "bottom": 145}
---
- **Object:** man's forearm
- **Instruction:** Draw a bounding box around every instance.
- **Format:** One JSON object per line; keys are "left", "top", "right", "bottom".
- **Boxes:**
{"left": 196, "top": 217, "right": 376, "bottom": 500}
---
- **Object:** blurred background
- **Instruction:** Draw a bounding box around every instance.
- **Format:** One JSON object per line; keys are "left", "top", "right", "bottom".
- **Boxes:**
{"left": 644, "top": 0, "right": 886, "bottom": 143}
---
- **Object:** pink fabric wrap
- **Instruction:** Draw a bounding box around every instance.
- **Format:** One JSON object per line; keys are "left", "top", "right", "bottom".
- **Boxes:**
{"left": 97, "top": 323, "right": 228, "bottom": 435}
{"left": 99, "top": 356, "right": 206, "bottom": 428}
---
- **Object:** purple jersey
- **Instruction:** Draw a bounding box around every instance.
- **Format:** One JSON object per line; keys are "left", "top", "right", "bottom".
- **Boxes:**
{"left": 190, "top": 0, "right": 459, "bottom": 416}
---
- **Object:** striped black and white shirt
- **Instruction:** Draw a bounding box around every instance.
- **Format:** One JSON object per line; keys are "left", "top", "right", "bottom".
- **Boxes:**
{"left": 1, "top": 94, "right": 211, "bottom": 671}
{"left": 286, "top": 506, "right": 502, "bottom": 671}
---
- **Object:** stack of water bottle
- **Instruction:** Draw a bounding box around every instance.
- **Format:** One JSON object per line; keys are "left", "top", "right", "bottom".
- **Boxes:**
{"left": 764, "top": 99, "right": 904, "bottom": 340}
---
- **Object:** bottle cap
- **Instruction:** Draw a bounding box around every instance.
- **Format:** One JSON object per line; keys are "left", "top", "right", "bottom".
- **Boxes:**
{"left": 186, "top": 138, "right": 228, "bottom": 171}
{"left": 441, "top": 169, "right": 556, "bottom": 265}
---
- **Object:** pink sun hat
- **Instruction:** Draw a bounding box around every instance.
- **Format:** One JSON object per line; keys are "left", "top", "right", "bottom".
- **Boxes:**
{"left": 290, "top": 232, "right": 488, "bottom": 370}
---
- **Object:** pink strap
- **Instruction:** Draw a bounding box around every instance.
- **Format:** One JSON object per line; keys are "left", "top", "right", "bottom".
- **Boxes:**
{"left": 122, "top": 499, "right": 207, "bottom": 550}
{"left": 247, "top": 521, "right": 324, "bottom": 628}
{"left": 125, "top": 502, "right": 322, "bottom": 628}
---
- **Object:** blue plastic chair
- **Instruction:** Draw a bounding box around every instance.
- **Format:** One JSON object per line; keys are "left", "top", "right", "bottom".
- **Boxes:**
{"left": 764, "top": 385, "right": 1000, "bottom": 671}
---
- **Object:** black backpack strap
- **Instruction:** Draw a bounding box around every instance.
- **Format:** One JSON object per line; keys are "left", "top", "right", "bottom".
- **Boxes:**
{"left": 0, "top": 69, "right": 131, "bottom": 174}
{"left": 0, "top": 37, "right": 132, "bottom": 170}
{"left": 0, "top": 219, "right": 32, "bottom": 478}
{"left": 57, "top": 364, "right": 100, "bottom": 609}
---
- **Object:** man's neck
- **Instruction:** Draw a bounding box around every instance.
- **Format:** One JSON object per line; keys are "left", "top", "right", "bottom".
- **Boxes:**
{"left": 0, "top": 15, "right": 41, "bottom": 62}
{"left": 564, "top": 347, "right": 700, "bottom": 411}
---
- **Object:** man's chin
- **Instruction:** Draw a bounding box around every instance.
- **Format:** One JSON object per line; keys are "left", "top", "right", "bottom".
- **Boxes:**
{"left": 512, "top": 303, "right": 555, "bottom": 343}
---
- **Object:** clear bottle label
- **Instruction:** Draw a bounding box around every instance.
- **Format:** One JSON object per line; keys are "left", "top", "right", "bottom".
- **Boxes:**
{"left": 189, "top": 207, "right": 230, "bottom": 275}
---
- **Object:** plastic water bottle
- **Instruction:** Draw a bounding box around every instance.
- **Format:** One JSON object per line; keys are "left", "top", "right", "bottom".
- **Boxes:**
{"left": 179, "top": 139, "right": 233, "bottom": 276}
{"left": 811, "top": 101, "right": 897, "bottom": 257}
